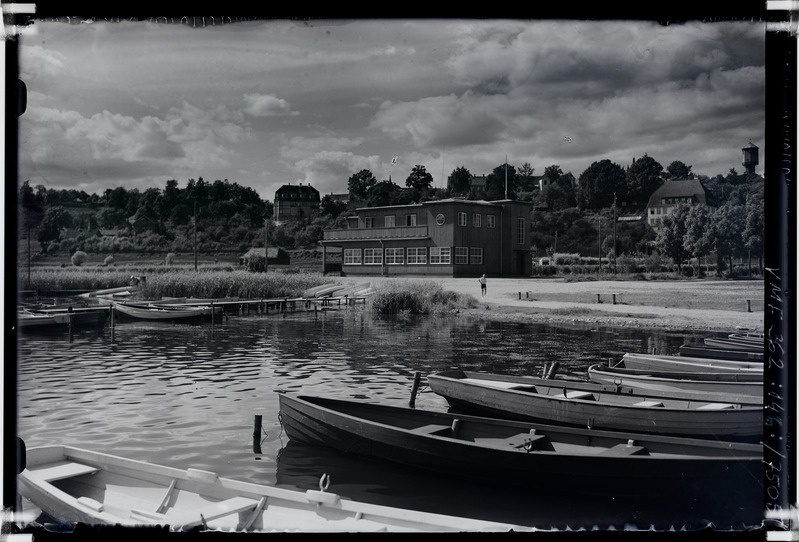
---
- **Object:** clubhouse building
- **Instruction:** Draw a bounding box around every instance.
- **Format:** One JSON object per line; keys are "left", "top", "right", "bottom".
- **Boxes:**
{"left": 319, "top": 198, "right": 534, "bottom": 277}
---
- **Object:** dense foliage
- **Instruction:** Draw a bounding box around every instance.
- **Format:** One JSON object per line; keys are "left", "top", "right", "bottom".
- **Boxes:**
{"left": 17, "top": 152, "right": 764, "bottom": 278}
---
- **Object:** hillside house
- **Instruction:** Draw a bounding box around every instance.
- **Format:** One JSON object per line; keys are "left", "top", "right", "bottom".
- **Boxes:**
{"left": 645, "top": 179, "right": 710, "bottom": 229}
{"left": 274, "top": 183, "right": 320, "bottom": 222}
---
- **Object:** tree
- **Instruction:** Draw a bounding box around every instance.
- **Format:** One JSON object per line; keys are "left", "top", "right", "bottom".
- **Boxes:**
{"left": 37, "top": 206, "right": 74, "bottom": 251}
{"left": 683, "top": 204, "right": 714, "bottom": 276}
{"left": 347, "top": 169, "right": 377, "bottom": 201}
{"left": 626, "top": 154, "right": 664, "bottom": 206}
{"left": 517, "top": 162, "right": 537, "bottom": 190}
{"left": 578, "top": 159, "right": 627, "bottom": 209}
{"left": 447, "top": 166, "right": 472, "bottom": 195}
{"left": 655, "top": 203, "right": 691, "bottom": 272}
{"left": 665, "top": 160, "right": 694, "bottom": 180}
{"left": 367, "top": 180, "right": 402, "bottom": 207}
{"left": 405, "top": 165, "right": 433, "bottom": 191}
{"left": 743, "top": 194, "right": 764, "bottom": 275}
{"left": 713, "top": 203, "right": 746, "bottom": 277}
{"left": 320, "top": 195, "right": 347, "bottom": 218}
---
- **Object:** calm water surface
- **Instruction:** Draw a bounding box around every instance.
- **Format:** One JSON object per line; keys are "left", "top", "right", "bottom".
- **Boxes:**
{"left": 15, "top": 308, "right": 761, "bottom": 530}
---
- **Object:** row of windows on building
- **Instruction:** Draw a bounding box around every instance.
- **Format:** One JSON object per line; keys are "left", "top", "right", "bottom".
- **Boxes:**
{"left": 364, "top": 212, "right": 497, "bottom": 228}
{"left": 343, "top": 246, "right": 484, "bottom": 265}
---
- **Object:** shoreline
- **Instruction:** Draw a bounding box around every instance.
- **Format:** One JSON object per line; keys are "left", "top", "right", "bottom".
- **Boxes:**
{"left": 338, "top": 276, "right": 765, "bottom": 334}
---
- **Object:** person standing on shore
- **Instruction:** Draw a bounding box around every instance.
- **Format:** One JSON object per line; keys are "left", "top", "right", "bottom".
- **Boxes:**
{"left": 478, "top": 274, "right": 487, "bottom": 297}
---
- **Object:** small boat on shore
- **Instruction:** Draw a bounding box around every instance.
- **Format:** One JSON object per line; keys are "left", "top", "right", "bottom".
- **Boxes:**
{"left": 18, "top": 445, "right": 526, "bottom": 532}
{"left": 621, "top": 353, "right": 762, "bottom": 374}
{"left": 112, "top": 302, "right": 221, "bottom": 322}
{"left": 426, "top": 369, "right": 762, "bottom": 442}
{"left": 586, "top": 363, "right": 762, "bottom": 403}
{"left": 277, "top": 393, "right": 762, "bottom": 500}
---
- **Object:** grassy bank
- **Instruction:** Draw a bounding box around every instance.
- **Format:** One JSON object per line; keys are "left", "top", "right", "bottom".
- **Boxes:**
{"left": 18, "top": 266, "right": 332, "bottom": 301}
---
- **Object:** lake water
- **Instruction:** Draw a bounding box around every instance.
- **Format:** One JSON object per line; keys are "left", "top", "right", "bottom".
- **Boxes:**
{"left": 14, "top": 307, "right": 763, "bottom": 531}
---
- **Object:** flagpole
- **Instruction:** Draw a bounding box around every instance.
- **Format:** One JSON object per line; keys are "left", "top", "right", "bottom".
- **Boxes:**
{"left": 504, "top": 155, "right": 508, "bottom": 199}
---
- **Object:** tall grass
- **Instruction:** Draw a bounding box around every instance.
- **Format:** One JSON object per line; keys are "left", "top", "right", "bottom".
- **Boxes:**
{"left": 18, "top": 266, "right": 331, "bottom": 300}
{"left": 367, "top": 280, "right": 479, "bottom": 315}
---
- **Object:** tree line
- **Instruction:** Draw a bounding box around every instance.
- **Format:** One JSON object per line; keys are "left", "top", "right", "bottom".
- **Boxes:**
{"left": 18, "top": 152, "right": 764, "bottom": 276}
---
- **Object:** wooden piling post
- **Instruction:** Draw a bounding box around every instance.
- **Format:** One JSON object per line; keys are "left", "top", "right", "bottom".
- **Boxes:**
{"left": 746, "top": 299, "right": 752, "bottom": 312}
{"left": 253, "top": 414, "right": 262, "bottom": 454}
{"left": 518, "top": 292, "right": 521, "bottom": 299}
{"left": 545, "top": 361, "right": 560, "bottom": 379}
{"left": 408, "top": 371, "right": 421, "bottom": 408}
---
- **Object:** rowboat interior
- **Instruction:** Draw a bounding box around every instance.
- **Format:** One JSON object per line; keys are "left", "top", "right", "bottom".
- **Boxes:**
{"left": 289, "top": 396, "right": 760, "bottom": 460}
{"left": 454, "top": 377, "right": 749, "bottom": 412}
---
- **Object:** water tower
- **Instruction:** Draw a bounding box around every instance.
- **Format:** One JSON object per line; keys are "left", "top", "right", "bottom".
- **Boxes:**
{"left": 742, "top": 140, "right": 759, "bottom": 174}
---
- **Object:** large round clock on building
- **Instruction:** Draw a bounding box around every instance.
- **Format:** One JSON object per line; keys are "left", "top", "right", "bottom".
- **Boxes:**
{"left": 435, "top": 214, "right": 445, "bottom": 225}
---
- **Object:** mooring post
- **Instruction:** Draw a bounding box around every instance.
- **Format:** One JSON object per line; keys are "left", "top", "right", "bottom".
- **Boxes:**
{"left": 253, "top": 414, "right": 262, "bottom": 454}
{"left": 67, "top": 307, "right": 74, "bottom": 342}
{"left": 408, "top": 371, "right": 421, "bottom": 408}
{"left": 518, "top": 292, "right": 521, "bottom": 299}
{"left": 746, "top": 299, "right": 752, "bottom": 312}
{"left": 545, "top": 361, "right": 560, "bottom": 379}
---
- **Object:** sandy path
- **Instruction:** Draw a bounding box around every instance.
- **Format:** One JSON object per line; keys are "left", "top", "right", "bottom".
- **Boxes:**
{"left": 335, "top": 275, "right": 764, "bottom": 333}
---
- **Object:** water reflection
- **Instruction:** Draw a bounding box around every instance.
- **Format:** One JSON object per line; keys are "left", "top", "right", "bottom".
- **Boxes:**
{"left": 16, "top": 309, "right": 751, "bottom": 530}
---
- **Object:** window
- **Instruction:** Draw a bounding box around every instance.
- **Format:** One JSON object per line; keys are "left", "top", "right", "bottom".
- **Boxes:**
{"left": 343, "top": 248, "right": 362, "bottom": 264}
{"left": 429, "top": 247, "right": 451, "bottom": 264}
{"left": 470, "top": 247, "right": 483, "bottom": 265}
{"left": 384, "top": 215, "right": 395, "bottom": 227}
{"left": 650, "top": 209, "right": 655, "bottom": 215}
{"left": 385, "top": 248, "right": 404, "bottom": 265}
{"left": 363, "top": 248, "right": 383, "bottom": 265}
{"left": 472, "top": 213, "right": 481, "bottom": 227}
{"left": 517, "top": 217, "right": 525, "bottom": 244}
{"left": 407, "top": 247, "right": 426, "bottom": 264}
{"left": 405, "top": 214, "right": 417, "bottom": 226}
{"left": 455, "top": 247, "right": 468, "bottom": 264}
{"left": 364, "top": 217, "right": 374, "bottom": 228}
{"left": 487, "top": 214, "right": 496, "bottom": 228}
{"left": 457, "top": 212, "right": 467, "bottom": 226}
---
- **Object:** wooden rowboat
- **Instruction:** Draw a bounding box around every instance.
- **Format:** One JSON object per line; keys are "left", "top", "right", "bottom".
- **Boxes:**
{"left": 111, "top": 302, "right": 221, "bottom": 321}
{"left": 277, "top": 393, "right": 762, "bottom": 500}
{"left": 18, "top": 307, "right": 108, "bottom": 330}
{"left": 621, "top": 352, "right": 762, "bottom": 374}
{"left": 703, "top": 337, "right": 763, "bottom": 352}
{"left": 17, "top": 445, "right": 527, "bottom": 532}
{"left": 586, "top": 363, "right": 762, "bottom": 403}
{"left": 678, "top": 344, "right": 763, "bottom": 362}
{"left": 426, "top": 369, "right": 762, "bottom": 442}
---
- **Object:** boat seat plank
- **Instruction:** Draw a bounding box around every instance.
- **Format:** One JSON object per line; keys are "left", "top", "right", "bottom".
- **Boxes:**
{"left": 33, "top": 461, "right": 100, "bottom": 482}
{"left": 163, "top": 496, "right": 260, "bottom": 528}
{"left": 462, "top": 378, "right": 531, "bottom": 390}
{"left": 474, "top": 433, "right": 548, "bottom": 450}
{"left": 410, "top": 424, "right": 451, "bottom": 435}
{"left": 696, "top": 402, "right": 735, "bottom": 410}
{"left": 601, "top": 443, "right": 649, "bottom": 456}
{"left": 634, "top": 400, "right": 665, "bottom": 408}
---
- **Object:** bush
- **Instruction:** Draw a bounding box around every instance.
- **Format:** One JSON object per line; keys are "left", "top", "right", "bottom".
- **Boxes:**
{"left": 165, "top": 252, "right": 176, "bottom": 266}
{"left": 71, "top": 250, "right": 88, "bottom": 266}
{"left": 103, "top": 255, "right": 114, "bottom": 266}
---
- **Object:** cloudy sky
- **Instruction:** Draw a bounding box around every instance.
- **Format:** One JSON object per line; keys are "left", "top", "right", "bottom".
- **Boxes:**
{"left": 17, "top": 18, "right": 766, "bottom": 201}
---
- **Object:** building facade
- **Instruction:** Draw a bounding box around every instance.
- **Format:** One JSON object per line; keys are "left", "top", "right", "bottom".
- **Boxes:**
{"left": 645, "top": 179, "right": 709, "bottom": 228}
{"left": 274, "top": 183, "right": 321, "bottom": 222}
{"left": 320, "top": 198, "right": 533, "bottom": 277}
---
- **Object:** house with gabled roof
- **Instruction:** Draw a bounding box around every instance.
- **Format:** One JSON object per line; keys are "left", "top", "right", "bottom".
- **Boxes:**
{"left": 645, "top": 179, "right": 710, "bottom": 229}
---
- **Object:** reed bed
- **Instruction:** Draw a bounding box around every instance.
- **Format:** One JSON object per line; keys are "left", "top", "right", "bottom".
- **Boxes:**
{"left": 19, "top": 267, "right": 329, "bottom": 300}
{"left": 367, "top": 279, "right": 479, "bottom": 315}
